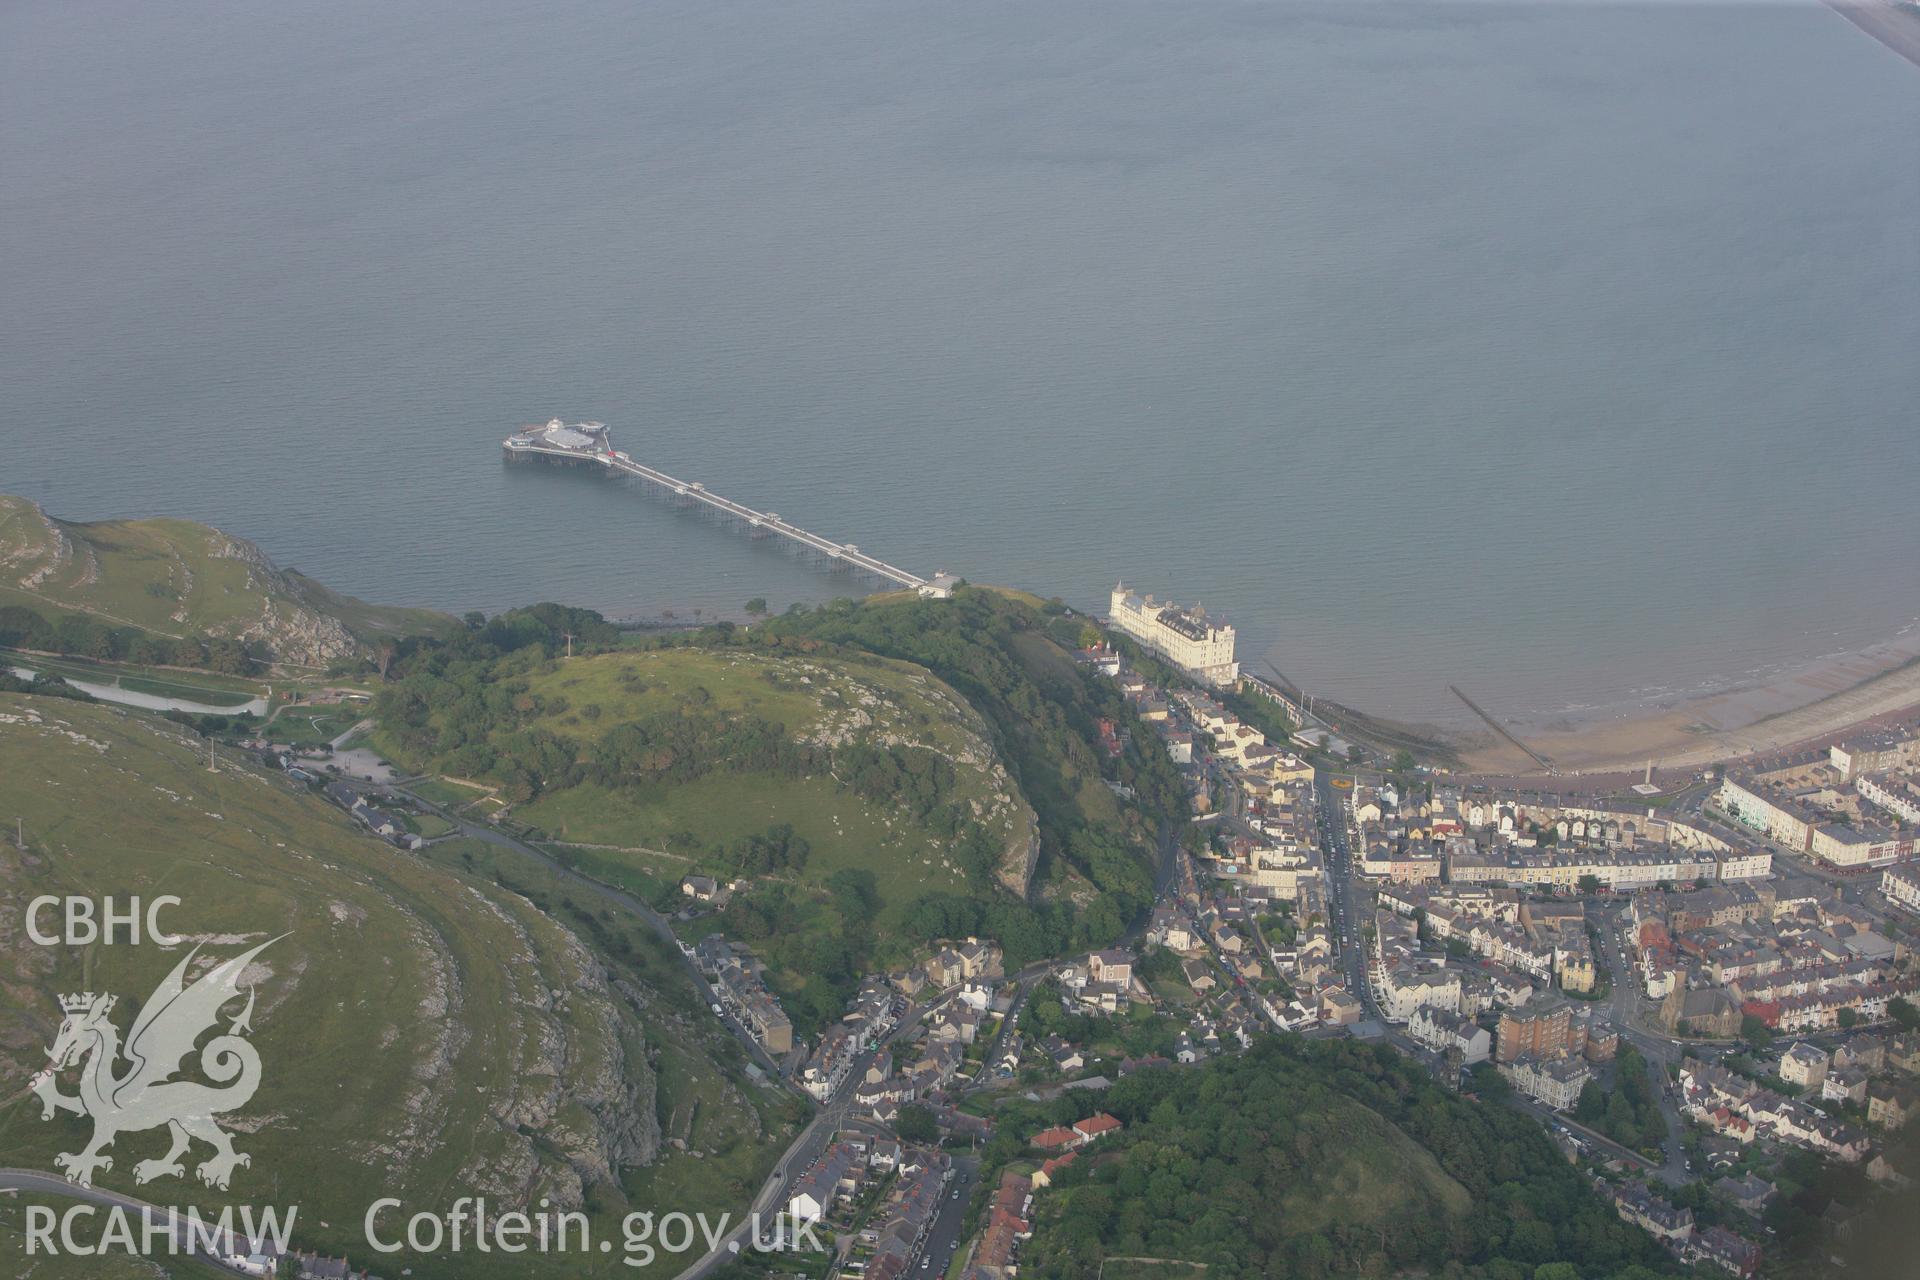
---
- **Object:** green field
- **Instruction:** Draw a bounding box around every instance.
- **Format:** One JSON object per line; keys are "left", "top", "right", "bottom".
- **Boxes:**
{"left": 0, "top": 691, "right": 785, "bottom": 1279}
{"left": 521, "top": 646, "right": 846, "bottom": 741}
{"left": 390, "top": 646, "right": 1037, "bottom": 913}
{"left": 523, "top": 774, "right": 970, "bottom": 925}
{"left": 262, "top": 703, "right": 365, "bottom": 745}
{"left": 408, "top": 776, "right": 499, "bottom": 812}
{"left": 518, "top": 646, "right": 1013, "bottom": 775}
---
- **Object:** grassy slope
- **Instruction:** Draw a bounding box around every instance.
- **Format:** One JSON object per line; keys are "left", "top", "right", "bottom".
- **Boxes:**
{"left": 762, "top": 593, "right": 1172, "bottom": 922}
{"left": 0, "top": 495, "right": 452, "bottom": 662}
{"left": 426, "top": 646, "right": 1038, "bottom": 921}
{"left": 283, "top": 569, "right": 456, "bottom": 641}
{"left": 0, "top": 692, "right": 787, "bottom": 1279}
{"left": 1274, "top": 1101, "right": 1473, "bottom": 1232}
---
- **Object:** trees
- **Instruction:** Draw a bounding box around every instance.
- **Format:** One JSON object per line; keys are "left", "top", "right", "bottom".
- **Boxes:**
{"left": 1467, "top": 1061, "right": 1511, "bottom": 1100}
{"left": 1016, "top": 1039, "right": 1677, "bottom": 1280}
{"left": 1890, "top": 997, "right": 1919, "bottom": 1032}
{"left": 826, "top": 868, "right": 879, "bottom": 925}
{"left": 744, "top": 598, "right": 768, "bottom": 618}
{"left": 203, "top": 636, "right": 258, "bottom": 675}
{"left": 894, "top": 1105, "right": 939, "bottom": 1144}
{"left": 1838, "top": 1007, "right": 1860, "bottom": 1029}
{"left": 1577, "top": 874, "right": 1603, "bottom": 896}
{"left": 1134, "top": 945, "right": 1182, "bottom": 984}
{"left": 1740, "top": 1013, "right": 1773, "bottom": 1051}
{"left": 1573, "top": 1047, "right": 1666, "bottom": 1152}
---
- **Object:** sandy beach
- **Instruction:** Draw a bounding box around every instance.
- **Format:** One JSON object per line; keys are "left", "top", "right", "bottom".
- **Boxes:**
{"left": 1459, "top": 630, "right": 1920, "bottom": 776}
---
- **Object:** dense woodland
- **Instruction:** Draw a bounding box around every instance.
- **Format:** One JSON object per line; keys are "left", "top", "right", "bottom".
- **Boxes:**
{"left": 0, "top": 602, "right": 262, "bottom": 673}
{"left": 1016, "top": 1039, "right": 1683, "bottom": 1280}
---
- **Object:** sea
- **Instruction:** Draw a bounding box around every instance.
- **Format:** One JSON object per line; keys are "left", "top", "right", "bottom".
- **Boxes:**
{"left": 4, "top": 0, "right": 1917, "bottom": 731}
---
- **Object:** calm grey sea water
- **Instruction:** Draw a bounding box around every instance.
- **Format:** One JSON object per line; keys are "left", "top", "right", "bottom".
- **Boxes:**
{"left": 4, "top": 0, "right": 1917, "bottom": 729}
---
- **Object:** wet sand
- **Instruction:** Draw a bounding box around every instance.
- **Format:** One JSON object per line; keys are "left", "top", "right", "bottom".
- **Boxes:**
{"left": 1453, "top": 0, "right": 1920, "bottom": 782}
{"left": 1459, "top": 633, "right": 1920, "bottom": 776}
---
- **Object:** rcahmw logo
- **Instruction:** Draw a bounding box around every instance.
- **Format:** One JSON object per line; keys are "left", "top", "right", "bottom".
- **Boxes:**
{"left": 26, "top": 1203, "right": 296, "bottom": 1264}
{"left": 32, "top": 937, "right": 281, "bottom": 1190}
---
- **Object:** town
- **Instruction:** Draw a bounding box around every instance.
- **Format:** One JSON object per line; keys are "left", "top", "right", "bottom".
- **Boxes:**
{"left": 233, "top": 581, "right": 1920, "bottom": 1280}
{"left": 655, "top": 588, "right": 1918, "bottom": 1280}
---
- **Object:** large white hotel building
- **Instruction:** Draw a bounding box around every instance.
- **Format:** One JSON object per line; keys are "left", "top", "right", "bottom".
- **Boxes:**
{"left": 1108, "top": 583, "right": 1239, "bottom": 687}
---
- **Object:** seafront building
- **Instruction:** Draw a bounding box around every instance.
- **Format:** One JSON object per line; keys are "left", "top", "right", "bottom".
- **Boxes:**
{"left": 1107, "top": 583, "right": 1239, "bottom": 687}
{"left": 1349, "top": 783, "right": 1772, "bottom": 892}
{"left": 1831, "top": 729, "right": 1920, "bottom": 781}
{"left": 1718, "top": 762, "right": 1918, "bottom": 870}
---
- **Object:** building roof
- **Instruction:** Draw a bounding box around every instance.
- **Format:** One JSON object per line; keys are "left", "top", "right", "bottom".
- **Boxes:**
{"left": 1072, "top": 1113, "right": 1122, "bottom": 1139}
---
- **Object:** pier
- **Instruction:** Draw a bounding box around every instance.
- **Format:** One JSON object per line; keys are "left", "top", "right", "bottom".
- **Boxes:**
{"left": 503, "top": 420, "right": 929, "bottom": 590}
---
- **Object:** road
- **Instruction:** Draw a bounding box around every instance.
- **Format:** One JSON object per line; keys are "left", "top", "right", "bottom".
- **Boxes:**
{"left": 672, "top": 1102, "right": 846, "bottom": 1280}
{"left": 0, "top": 1168, "right": 245, "bottom": 1274}
{"left": 969, "top": 961, "right": 1057, "bottom": 1076}
{"left": 914, "top": 1158, "right": 979, "bottom": 1280}
{"left": 668, "top": 949, "right": 1055, "bottom": 1280}
{"left": 672, "top": 983, "right": 967, "bottom": 1280}
{"left": 1312, "top": 769, "right": 1377, "bottom": 1016}
{"left": 351, "top": 778, "right": 793, "bottom": 1081}
{"left": 1311, "top": 768, "right": 1701, "bottom": 1182}
{"left": 378, "top": 776, "right": 1059, "bottom": 1280}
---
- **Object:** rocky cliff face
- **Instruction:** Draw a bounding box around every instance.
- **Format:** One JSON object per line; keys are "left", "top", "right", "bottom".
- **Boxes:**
{"left": 207, "top": 533, "right": 369, "bottom": 666}
{"left": 491, "top": 936, "right": 663, "bottom": 1208}
{"left": 414, "top": 894, "right": 662, "bottom": 1210}
{"left": 0, "top": 501, "right": 81, "bottom": 590}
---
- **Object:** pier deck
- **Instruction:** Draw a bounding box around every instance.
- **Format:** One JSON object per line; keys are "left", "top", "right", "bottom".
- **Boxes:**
{"left": 503, "top": 424, "right": 928, "bottom": 590}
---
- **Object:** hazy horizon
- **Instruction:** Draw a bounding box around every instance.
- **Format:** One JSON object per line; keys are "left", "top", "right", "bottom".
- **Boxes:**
{"left": 5, "top": 0, "right": 1917, "bottom": 729}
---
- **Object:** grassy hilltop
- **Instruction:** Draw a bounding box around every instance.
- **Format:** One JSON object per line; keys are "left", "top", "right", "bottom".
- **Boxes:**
{"left": 476, "top": 644, "right": 1036, "bottom": 907}
{"left": 369, "top": 590, "right": 1186, "bottom": 1030}
{"left": 0, "top": 495, "right": 452, "bottom": 667}
{"left": 0, "top": 693, "right": 790, "bottom": 1278}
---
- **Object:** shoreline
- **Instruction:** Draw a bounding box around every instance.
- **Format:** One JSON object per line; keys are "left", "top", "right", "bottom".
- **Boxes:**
{"left": 1826, "top": 0, "right": 1920, "bottom": 72}
{"left": 1454, "top": 632, "right": 1920, "bottom": 777}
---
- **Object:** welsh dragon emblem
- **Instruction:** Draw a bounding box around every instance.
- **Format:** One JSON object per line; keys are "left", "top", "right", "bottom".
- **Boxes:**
{"left": 31, "top": 938, "right": 278, "bottom": 1190}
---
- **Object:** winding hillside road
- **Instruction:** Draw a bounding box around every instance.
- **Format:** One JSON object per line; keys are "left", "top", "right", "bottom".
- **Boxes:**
{"left": 0, "top": 1168, "right": 244, "bottom": 1273}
